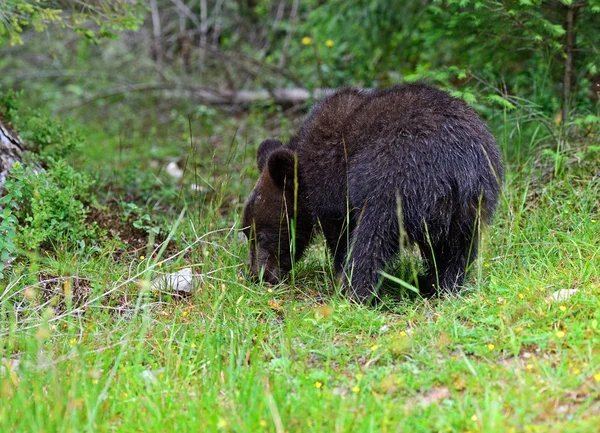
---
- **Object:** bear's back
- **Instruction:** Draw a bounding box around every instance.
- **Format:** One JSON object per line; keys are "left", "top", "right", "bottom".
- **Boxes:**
{"left": 342, "top": 84, "right": 493, "bottom": 154}
{"left": 342, "top": 84, "right": 503, "bottom": 226}
{"left": 292, "top": 83, "right": 503, "bottom": 224}
{"left": 290, "top": 87, "right": 371, "bottom": 150}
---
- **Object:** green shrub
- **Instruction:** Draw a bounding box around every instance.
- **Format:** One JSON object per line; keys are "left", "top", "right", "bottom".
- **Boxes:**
{"left": 1, "top": 88, "right": 83, "bottom": 162}
{"left": 3, "top": 159, "right": 96, "bottom": 251}
{"left": 0, "top": 171, "right": 21, "bottom": 278}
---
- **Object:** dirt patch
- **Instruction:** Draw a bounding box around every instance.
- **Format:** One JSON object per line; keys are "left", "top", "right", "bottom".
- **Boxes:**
{"left": 38, "top": 272, "right": 93, "bottom": 311}
{"left": 87, "top": 205, "right": 161, "bottom": 253}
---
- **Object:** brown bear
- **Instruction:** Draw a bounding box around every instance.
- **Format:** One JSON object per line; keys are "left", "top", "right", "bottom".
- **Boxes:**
{"left": 242, "top": 83, "right": 503, "bottom": 302}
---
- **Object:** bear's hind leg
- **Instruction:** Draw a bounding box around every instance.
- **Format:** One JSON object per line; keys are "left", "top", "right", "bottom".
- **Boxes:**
{"left": 418, "top": 227, "right": 479, "bottom": 297}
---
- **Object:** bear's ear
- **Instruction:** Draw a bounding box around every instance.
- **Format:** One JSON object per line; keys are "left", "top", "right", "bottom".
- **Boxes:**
{"left": 267, "top": 148, "right": 296, "bottom": 188}
{"left": 257, "top": 139, "right": 283, "bottom": 172}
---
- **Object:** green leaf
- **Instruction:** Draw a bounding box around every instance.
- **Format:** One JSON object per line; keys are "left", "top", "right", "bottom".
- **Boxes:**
{"left": 486, "top": 94, "right": 517, "bottom": 110}
{"left": 379, "top": 271, "right": 420, "bottom": 295}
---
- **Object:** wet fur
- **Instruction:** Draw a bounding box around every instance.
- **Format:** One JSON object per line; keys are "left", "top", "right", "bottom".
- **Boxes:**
{"left": 243, "top": 83, "right": 503, "bottom": 302}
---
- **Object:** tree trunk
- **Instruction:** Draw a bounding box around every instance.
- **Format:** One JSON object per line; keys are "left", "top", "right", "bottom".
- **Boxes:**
{"left": 0, "top": 118, "right": 25, "bottom": 190}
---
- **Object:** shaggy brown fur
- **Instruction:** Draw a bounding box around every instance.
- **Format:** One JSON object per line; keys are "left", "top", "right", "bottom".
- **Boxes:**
{"left": 242, "top": 83, "right": 503, "bottom": 302}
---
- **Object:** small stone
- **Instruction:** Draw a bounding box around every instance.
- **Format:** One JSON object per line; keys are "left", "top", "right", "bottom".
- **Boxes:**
{"left": 379, "top": 324, "right": 391, "bottom": 334}
{"left": 548, "top": 289, "right": 579, "bottom": 302}
{"left": 166, "top": 161, "right": 184, "bottom": 180}
{"left": 0, "top": 356, "right": 20, "bottom": 378}
{"left": 332, "top": 386, "right": 349, "bottom": 396}
{"left": 151, "top": 268, "right": 194, "bottom": 293}
{"left": 139, "top": 368, "right": 164, "bottom": 384}
{"left": 190, "top": 183, "right": 209, "bottom": 193}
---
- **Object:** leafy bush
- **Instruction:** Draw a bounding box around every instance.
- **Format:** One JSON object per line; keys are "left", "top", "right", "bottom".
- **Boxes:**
{"left": 1, "top": 90, "right": 84, "bottom": 161}
{"left": 0, "top": 171, "right": 21, "bottom": 278}
{"left": 0, "top": 91, "right": 98, "bottom": 265}
{"left": 3, "top": 158, "right": 96, "bottom": 251}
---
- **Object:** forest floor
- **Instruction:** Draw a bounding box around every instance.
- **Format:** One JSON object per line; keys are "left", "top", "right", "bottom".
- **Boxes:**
{"left": 1, "top": 104, "right": 599, "bottom": 433}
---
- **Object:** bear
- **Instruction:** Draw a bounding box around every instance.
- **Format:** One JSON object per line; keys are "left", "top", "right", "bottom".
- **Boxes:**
{"left": 242, "top": 83, "right": 503, "bottom": 302}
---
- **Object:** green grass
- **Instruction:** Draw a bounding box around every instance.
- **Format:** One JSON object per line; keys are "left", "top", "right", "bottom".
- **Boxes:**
{"left": 1, "top": 110, "right": 600, "bottom": 433}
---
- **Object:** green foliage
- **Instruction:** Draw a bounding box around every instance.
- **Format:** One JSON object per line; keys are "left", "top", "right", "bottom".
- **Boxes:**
{"left": 122, "top": 201, "right": 161, "bottom": 235}
{"left": 0, "top": 0, "right": 144, "bottom": 45}
{"left": 20, "top": 111, "right": 83, "bottom": 160}
{"left": 0, "top": 90, "right": 98, "bottom": 259}
{"left": 0, "top": 88, "right": 21, "bottom": 121}
{"left": 1, "top": 88, "right": 83, "bottom": 161}
{"left": 0, "top": 0, "right": 62, "bottom": 45}
{"left": 4, "top": 158, "right": 96, "bottom": 251}
{"left": 0, "top": 166, "right": 21, "bottom": 278}
{"left": 283, "top": 0, "right": 600, "bottom": 121}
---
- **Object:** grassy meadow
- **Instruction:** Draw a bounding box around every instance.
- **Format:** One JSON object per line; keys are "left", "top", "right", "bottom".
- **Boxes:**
{"left": 1, "top": 97, "right": 599, "bottom": 433}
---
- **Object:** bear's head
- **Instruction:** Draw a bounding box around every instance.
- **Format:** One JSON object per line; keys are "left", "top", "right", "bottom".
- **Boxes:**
{"left": 242, "top": 139, "right": 313, "bottom": 285}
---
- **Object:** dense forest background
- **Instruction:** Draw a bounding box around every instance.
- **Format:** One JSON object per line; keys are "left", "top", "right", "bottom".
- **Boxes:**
{"left": 2, "top": 0, "right": 600, "bottom": 125}
{"left": 1, "top": 1, "right": 599, "bottom": 432}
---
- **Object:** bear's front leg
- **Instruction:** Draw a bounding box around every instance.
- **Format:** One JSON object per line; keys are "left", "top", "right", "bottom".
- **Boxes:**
{"left": 319, "top": 216, "right": 354, "bottom": 275}
{"left": 343, "top": 204, "right": 399, "bottom": 303}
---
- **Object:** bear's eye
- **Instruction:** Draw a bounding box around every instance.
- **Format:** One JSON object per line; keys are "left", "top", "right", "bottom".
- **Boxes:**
{"left": 256, "top": 233, "right": 267, "bottom": 244}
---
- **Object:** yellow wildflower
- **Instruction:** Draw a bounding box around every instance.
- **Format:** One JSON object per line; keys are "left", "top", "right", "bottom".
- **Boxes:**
{"left": 518, "top": 293, "right": 524, "bottom": 300}
{"left": 556, "top": 330, "right": 566, "bottom": 339}
{"left": 325, "top": 39, "right": 334, "bottom": 47}
{"left": 559, "top": 305, "right": 566, "bottom": 312}
{"left": 314, "top": 381, "right": 322, "bottom": 389}
{"left": 487, "top": 344, "right": 495, "bottom": 351}
{"left": 302, "top": 36, "right": 312, "bottom": 45}
{"left": 352, "top": 385, "right": 360, "bottom": 393}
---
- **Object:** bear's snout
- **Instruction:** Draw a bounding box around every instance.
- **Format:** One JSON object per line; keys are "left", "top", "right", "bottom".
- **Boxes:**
{"left": 245, "top": 262, "right": 281, "bottom": 286}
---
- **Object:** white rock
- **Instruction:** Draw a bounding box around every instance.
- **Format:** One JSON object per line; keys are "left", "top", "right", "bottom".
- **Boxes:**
{"left": 190, "top": 183, "right": 209, "bottom": 193}
{"left": 166, "top": 161, "right": 184, "bottom": 180}
{"left": 548, "top": 289, "right": 579, "bottom": 302}
{"left": 152, "top": 268, "right": 194, "bottom": 293}
{"left": 0, "top": 357, "right": 20, "bottom": 378}
{"left": 379, "top": 324, "right": 391, "bottom": 334}
{"left": 140, "top": 368, "right": 164, "bottom": 384}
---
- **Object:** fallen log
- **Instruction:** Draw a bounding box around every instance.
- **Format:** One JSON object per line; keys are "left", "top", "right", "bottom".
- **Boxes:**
{"left": 59, "top": 85, "right": 336, "bottom": 111}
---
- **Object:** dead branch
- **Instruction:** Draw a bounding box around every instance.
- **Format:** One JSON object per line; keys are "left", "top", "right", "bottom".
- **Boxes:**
{"left": 58, "top": 84, "right": 334, "bottom": 111}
